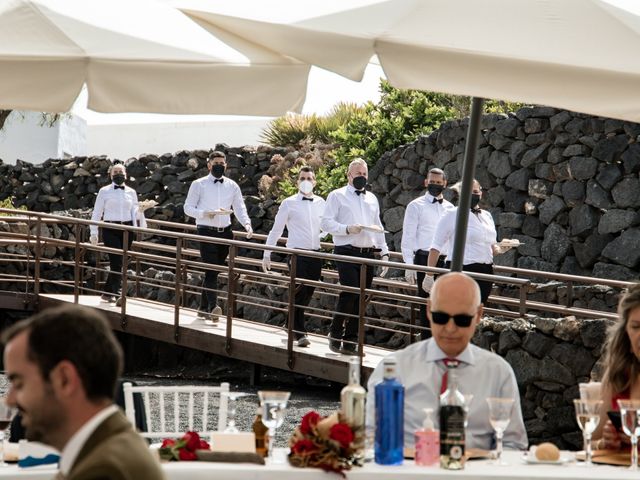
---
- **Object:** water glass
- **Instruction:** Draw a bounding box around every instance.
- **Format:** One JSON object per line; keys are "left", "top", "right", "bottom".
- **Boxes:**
{"left": 618, "top": 399, "right": 640, "bottom": 471}
{"left": 222, "top": 392, "right": 249, "bottom": 433}
{"left": 486, "top": 397, "right": 514, "bottom": 465}
{"left": 258, "top": 391, "right": 291, "bottom": 464}
{"left": 574, "top": 399, "right": 602, "bottom": 466}
{"left": 0, "top": 404, "right": 15, "bottom": 467}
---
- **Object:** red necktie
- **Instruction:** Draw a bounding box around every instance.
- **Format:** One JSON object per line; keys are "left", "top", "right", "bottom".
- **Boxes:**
{"left": 440, "top": 358, "right": 459, "bottom": 394}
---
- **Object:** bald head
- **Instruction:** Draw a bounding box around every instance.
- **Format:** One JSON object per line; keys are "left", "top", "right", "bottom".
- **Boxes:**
{"left": 430, "top": 272, "right": 481, "bottom": 310}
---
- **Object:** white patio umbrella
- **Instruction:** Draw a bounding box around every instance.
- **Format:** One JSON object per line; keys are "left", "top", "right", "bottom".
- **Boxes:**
{"left": 0, "top": 0, "right": 310, "bottom": 115}
{"left": 182, "top": 0, "right": 640, "bottom": 269}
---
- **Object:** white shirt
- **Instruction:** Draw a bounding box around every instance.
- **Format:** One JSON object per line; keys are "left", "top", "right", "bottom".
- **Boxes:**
{"left": 59, "top": 404, "right": 120, "bottom": 475}
{"left": 320, "top": 185, "right": 389, "bottom": 255}
{"left": 366, "top": 338, "right": 528, "bottom": 451}
{"left": 90, "top": 184, "right": 146, "bottom": 236}
{"left": 401, "top": 193, "right": 454, "bottom": 264}
{"left": 264, "top": 193, "right": 326, "bottom": 258}
{"left": 184, "top": 174, "right": 250, "bottom": 228}
{"left": 431, "top": 208, "right": 497, "bottom": 264}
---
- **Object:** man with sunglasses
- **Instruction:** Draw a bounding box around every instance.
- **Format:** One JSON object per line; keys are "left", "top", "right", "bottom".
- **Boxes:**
{"left": 366, "top": 272, "right": 527, "bottom": 451}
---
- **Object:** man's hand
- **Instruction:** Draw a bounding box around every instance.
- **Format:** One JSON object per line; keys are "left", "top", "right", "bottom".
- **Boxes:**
{"left": 203, "top": 210, "right": 218, "bottom": 219}
{"left": 405, "top": 269, "right": 416, "bottom": 285}
{"left": 422, "top": 274, "right": 435, "bottom": 293}
{"left": 245, "top": 224, "right": 253, "bottom": 240}
{"left": 262, "top": 256, "right": 271, "bottom": 273}
{"left": 379, "top": 255, "right": 389, "bottom": 278}
{"left": 347, "top": 224, "right": 363, "bottom": 235}
{"left": 89, "top": 235, "right": 98, "bottom": 246}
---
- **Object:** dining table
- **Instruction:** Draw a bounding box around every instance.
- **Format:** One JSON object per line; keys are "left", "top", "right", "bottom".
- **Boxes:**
{"left": 0, "top": 450, "right": 636, "bottom": 480}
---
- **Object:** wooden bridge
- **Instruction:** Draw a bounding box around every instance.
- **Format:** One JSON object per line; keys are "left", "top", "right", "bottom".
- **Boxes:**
{"left": 0, "top": 210, "right": 629, "bottom": 384}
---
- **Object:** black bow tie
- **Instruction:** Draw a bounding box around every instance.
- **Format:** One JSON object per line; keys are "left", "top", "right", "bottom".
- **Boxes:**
{"left": 214, "top": 178, "right": 223, "bottom": 184}
{"left": 432, "top": 197, "right": 443, "bottom": 204}
{"left": 302, "top": 197, "right": 313, "bottom": 201}
{"left": 471, "top": 207, "right": 481, "bottom": 214}
{"left": 114, "top": 185, "right": 124, "bottom": 190}
{"left": 355, "top": 190, "right": 366, "bottom": 196}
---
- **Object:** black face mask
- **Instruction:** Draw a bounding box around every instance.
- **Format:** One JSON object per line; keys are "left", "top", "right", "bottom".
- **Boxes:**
{"left": 112, "top": 174, "right": 125, "bottom": 186}
{"left": 211, "top": 164, "right": 225, "bottom": 178}
{"left": 427, "top": 183, "right": 444, "bottom": 197}
{"left": 352, "top": 175, "right": 367, "bottom": 190}
{"left": 470, "top": 194, "right": 481, "bottom": 209}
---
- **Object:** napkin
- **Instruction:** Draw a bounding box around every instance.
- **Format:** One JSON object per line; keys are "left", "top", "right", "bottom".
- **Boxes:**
{"left": 576, "top": 449, "right": 630, "bottom": 466}
{"left": 18, "top": 441, "right": 60, "bottom": 468}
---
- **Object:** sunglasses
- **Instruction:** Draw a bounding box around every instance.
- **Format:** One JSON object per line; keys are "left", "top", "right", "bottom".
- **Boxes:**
{"left": 430, "top": 311, "right": 475, "bottom": 328}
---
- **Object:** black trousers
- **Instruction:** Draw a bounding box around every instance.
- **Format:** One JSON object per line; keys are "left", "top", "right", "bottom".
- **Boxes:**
{"left": 198, "top": 226, "right": 233, "bottom": 311}
{"left": 444, "top": 261, "right": 494, "bottom": 304}
{"left": 414, "top": 250, "right": 445, "bottom": 340}
{"left": 102, "top": 223, "right": 133, "bottom": 295}
{"left": 288, "top": 253, "right": 323, "bottom": 339}
{"left": 331, "top": 246, "right": 375, "bottom": 342}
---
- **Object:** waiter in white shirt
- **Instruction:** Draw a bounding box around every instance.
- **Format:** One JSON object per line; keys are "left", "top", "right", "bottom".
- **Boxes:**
{"left": 90, "top": 162, "right": 147, "bottom": 303}
{"left": 262, "top": 167, "right": 326, "bottom": 348}
{"left": 184, "top": 151, "right": 253, "bottom": 322}
{"left": 427, "top": 179, "right": 512, "bottom": 304}
{"left": 401, "top": 167, "right": 454, "bottom": 339}
{"left": 321, "top": 158, "right": 389, "bottom": 355}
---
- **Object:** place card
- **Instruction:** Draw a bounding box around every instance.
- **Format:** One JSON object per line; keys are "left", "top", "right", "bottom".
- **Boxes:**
{"left": 209, "top": 432, "right": 256, "bottom": 453}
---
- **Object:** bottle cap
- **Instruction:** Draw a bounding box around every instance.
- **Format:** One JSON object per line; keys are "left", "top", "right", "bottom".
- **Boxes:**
{"left": 382, "top": 357, "right": 397, "bottom": 377}
{"left": 422, "top": 408, "right": 434, "bottom": 430}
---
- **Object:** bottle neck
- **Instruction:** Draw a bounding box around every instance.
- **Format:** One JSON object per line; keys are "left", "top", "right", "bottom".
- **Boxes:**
{"left": 383, "top": 364, "right": 397, "bottom": 380}
{"left": 348, "top": 359, "right": 361, "bottom": 385}
{"left": 447, "top": 365, "right": 458, "bottom": 392}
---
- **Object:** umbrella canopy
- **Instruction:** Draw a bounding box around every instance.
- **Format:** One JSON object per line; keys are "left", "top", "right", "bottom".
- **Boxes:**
{"left": 0, "top": 0, "right": 310, "bottom": 115}
{"left": 183, "top": 0, "right": 640, "bottom": 123}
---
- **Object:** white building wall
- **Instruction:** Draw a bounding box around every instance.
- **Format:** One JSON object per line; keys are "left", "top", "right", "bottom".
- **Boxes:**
{"left": 0, "top": 111, "right": 64, "bottom": 164}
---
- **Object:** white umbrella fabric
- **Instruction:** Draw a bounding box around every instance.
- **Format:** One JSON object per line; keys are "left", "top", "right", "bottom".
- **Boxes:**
{"left": 0, "top": 0, "right": 310, "bottom": 115}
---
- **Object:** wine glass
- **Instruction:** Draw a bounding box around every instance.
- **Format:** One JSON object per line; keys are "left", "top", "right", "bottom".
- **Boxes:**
{"left": 618, "top": 399, "right": 640, "bottom": 471}
{"left": 258, "top": 391, "right": 291, "bottom": 464}
{"left": 0, "top": 403, "right": 16, "bottom": 467}
{"left": 222, "top": 392, "right": 249, "bottom": 433}
{"left": 486, "top": 397, "right": 514, "bottom": 465}
{"left": 573, "top": 399, "right": 602, "bottom": 467}
{"left": 463, "top": 394, "right": 473, "bottom": 446}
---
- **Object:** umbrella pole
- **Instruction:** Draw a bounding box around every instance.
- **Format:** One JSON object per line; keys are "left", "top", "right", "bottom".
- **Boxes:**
{"left": 450, "top": 97, "right": 485, "bottom": 272}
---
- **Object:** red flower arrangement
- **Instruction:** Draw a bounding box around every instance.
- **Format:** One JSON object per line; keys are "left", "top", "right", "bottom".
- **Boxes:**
{"left": 159, "top": 431, "right": 210, "bottom": 461}
{"left": 288, "top": 411, "right": 363, "bottom": 477}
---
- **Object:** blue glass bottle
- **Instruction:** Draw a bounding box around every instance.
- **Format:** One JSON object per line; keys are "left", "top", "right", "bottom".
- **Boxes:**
{"left": 375, "top": 358, "right": 404, "bottom": 465}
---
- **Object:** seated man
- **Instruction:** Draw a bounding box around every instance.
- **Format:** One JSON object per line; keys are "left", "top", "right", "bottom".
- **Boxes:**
{"left": 2, "top": 304, "right": 165, "bottom": 480}
{"left": 366, "top": 272, "right": 528, "bottom": 450}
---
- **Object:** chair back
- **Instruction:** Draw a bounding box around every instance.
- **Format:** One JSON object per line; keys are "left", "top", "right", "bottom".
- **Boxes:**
{"left": 122, "top": 382, "right": 230, "bottom": 440}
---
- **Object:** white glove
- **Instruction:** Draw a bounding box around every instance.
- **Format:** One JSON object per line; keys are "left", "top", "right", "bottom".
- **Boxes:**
{"left": 405, "top": 269, "right": 416, "bottom": 285}
{"left": 379, "top": 255, "right": 389, "bottom": 278}
{"left": 262, "top": 255, "right": 271, "bottom": 272}
{"left": 347, "top": 224, "right": 363, "bottom": 235}
{"left": 203, "top": 210, "right": 218, "bottom": 219}
{"left": 245, "top": 224, "right": 253, "bottom": 240}
{"left": 89, "top": 235, "right": 98, "bottom": 246}
{"left": 422, "top": 274, "right": 435, "bottom": 293}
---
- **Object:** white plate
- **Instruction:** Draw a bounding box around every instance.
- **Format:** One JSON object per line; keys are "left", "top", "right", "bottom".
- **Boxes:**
{"left": 215, "top": 208, "right": 233, "bottom": 215}
{"left": 522, "top": 453, "right": 573, "bottom": 465}
{"left": 361, "top": 225, "right": 388, "bottom": 233}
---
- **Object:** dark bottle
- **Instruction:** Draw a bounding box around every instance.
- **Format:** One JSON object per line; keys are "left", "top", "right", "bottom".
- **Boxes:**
{"left": 439, "top": 361, "right": 466, "bottom": 470}
{"left": 374, "top": 357, "right": 404, "bottom": 465}
{"left": 252, "top": 407, "right": 269, "bottom": 458}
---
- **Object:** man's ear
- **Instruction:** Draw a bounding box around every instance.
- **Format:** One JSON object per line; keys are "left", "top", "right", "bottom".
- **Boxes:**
{"left": 475, "top": 305, "right": 483, "bottom": 324}
{"left": 49, "top": 360, "right": 82, "bottom": 398}
{"left": 426, "top": 299, "right": 432, "bottom": 326}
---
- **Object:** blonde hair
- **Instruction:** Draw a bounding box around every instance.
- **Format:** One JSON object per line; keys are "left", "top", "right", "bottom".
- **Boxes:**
{"left": 348, "top": 158, "right": 367, "bottom": 173}
{"left": 602, "top": 283, "right": 640, "bottom": 395}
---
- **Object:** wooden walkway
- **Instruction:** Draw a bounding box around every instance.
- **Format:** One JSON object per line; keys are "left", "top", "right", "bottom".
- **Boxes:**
{"left": 37, "top": 294, "right": 391, "bottom": 384}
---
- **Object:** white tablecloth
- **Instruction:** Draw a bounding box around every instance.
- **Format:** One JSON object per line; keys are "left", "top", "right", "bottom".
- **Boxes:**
{"left": 0, "top": 451, "right": 636, "bottom": 480}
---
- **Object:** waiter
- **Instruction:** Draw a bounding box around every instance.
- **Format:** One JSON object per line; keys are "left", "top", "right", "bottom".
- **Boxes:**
{"left": 184, "top": 151, "right": 252, "bottom": 322}
{"left": 262, "top": 167, "right": 326, "bottom": 348}
{"left": 401, "top": 167, "right": 454, "bottom": 339}
{"left": 321, "top": 158, "right": 389, "bottom": 355}
{"left": 90, "top": 161, "right": 147, "bottom": 304}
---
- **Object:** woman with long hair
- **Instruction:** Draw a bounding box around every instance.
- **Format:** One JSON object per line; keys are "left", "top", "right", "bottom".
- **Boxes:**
{"left": 595, "top": 283, "right": 640, "bottom": 449}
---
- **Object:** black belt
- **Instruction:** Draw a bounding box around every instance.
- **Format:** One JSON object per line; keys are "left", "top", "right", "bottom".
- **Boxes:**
{"left": 338, "top": 245, "right": 380, "bottom": 254}
{"left": 105, "top": 220, "right": 133, "bottom": 225}
{"left": 198, "top": 225, "right": 232, "bottom": 233}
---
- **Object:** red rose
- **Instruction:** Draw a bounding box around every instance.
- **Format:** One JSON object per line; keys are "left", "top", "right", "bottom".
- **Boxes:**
{"left": 199, "top": 439, "right": 210, "bottom": 450}
{"left": 300, "top": 411, "right": 321, "bottom": 435}
{"left": 329, "top": 423, "right": 354, "bottom": 449}
{"left": 178, "top": 448, "right": 198, "bottom": 461}
{"left": 292, "top": 439, "right": 318, "bottom": 455}
{"left": 182, "top": 431, "right": 201, "bottom": 451}
{"left": 160, "top": 438, "right": 176, "bottom": 449}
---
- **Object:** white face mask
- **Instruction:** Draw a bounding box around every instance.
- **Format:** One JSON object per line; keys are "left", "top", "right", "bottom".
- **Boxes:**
{"left": 299, "top": 180, "right": 314, "bottom": 195}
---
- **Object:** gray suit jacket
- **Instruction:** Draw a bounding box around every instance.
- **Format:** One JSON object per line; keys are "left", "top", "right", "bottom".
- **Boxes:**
{"left": 68, "top": 410, "right": 165, "bottom": 480}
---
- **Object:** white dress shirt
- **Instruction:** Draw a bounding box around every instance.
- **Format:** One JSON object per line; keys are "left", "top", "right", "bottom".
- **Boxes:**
{"left": 401, "top": 193, "right": 454, "bottom": 264}
{"left": 90, "top": 184, "right": 146, "bottom": 236}
{"left": 320, "top": 185, "right": 389, "bottom": 255}
{"left": 431, "top": 208, "right": 497, "bottom": 264}
{"left": 366, "top": 338, "right": 528, "bottom": 451}
{"left": 59, "top": 404, "right": 120, "bottom": 475}
{"left": 264, "top": 193, "right": 326, "bottom": 258}
{"left": 184, "top": 174, "right": 250, "bottom": 228}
